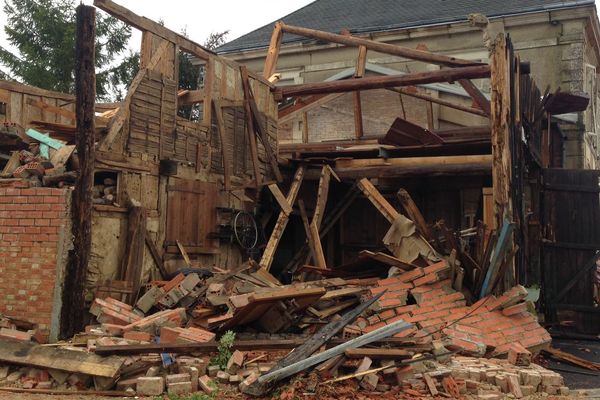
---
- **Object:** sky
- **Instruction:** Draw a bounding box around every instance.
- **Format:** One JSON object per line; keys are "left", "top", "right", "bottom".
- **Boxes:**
{"left": 0, "top": 0, "right": 599, "bottom": 69}
{"left": 0, "top": 0, "right": 315, "bottom": 56}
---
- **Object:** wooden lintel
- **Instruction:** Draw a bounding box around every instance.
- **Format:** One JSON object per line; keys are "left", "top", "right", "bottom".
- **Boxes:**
{"left": 274, "top": 65, "right": 491, "bottom": 99}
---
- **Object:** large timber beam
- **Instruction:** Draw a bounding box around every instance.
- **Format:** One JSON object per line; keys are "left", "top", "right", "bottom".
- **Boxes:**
{"left": 94, "top": 0, "right": 214, "bottom": 59}
{"left": 280, "top": 23, "right": 483, "bottom": 68}
{"left": 61, "top": 4, "right": 96, "bottom": 339}
{"left": 274, "top": 65, "right": 491, "bottom": 99}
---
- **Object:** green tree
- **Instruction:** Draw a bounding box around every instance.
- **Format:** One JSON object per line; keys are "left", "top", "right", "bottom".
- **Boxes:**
{"left": 0, "top": 0, "right": 138, "bottom": 101}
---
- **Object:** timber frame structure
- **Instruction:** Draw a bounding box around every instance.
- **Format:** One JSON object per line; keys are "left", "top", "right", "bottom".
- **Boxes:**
{"left": 252, "top": 22, "right": 599, "bottom": 331}
{"left": 58, "top": 1, "right": 282, "bottom": 337}
{"left": 3, "top": 1, "right": 593, "bottom": 336}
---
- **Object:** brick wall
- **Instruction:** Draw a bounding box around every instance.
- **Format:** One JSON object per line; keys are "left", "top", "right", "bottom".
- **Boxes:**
{"left": 0, "top": 187, "right": 71, "bottom": 337}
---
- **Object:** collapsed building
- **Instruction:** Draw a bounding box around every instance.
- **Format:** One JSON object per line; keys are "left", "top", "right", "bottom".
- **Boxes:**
{"left": 0, "top": 0, "right": 598, "bottom": 397}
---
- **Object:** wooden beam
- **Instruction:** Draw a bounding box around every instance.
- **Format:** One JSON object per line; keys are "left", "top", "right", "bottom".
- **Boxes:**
{"left": 275, "top": 65, "right": 491, "bottom": 99}
{"left": 336, "top": 154, "right": 493, "bottom": 169}
{"left": 93, "top": 0, "right": 214, "bottom": 60}
{"left": 357, "top": 178, "right": 399, "bottom": 223}
{"left": 459, "top": 79, "right": 491, "bottom": 115}
{"left": 298, "top": 200, "right": 326, "bottom": 269}
{"left": 259, "top": 166, "right": 305, "bottom": 271}
{"left": 61, "top": 4, "right": 96, "bottom": 339}
{"left": 263, "top": 22, "right": 283, "bottom": 79}
{"left": 213, "top": 100, "right": 231, "bottom": 190}
{"left": 239, "top": 67, "right": 262, "bottom": 187}
{"left": 240, "top": 66, "right": 283, "bottom": 183}
{"left": 268, "top": 184, "right": 293, "bottom": 215}
{"left": 279, "top": 93, "right": 344, "bottom": 122}
{"left": 387, "top": 87, "right": 488, "bottom": 117}
{"left": 312, "top": 165, "right": 339, "bottom": 229}
{"left": 280, "top": 23, "right": 483, "bottom": 68}
{"left": 397, "top": 189, "right": 433, "bottom": 241}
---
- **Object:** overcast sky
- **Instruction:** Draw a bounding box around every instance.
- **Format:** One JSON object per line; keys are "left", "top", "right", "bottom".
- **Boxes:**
{"left": 0, "top": 0, "right": 599, "bottom": 65}
{"left": 0, "top": 0, "right": 315, "bottom": 55}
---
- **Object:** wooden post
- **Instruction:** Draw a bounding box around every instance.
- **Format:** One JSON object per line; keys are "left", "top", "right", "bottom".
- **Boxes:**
{"left": 263, "top": 22, "right": 283, "bottom": 80}
{"left": 61, "top": 4, "right": 96, "bottom": 338}
{"left": 490, "top": 34, "right": 512, "bottom": 229}
{"left": 302, "top": 112, "right": 309, "bottom": 143}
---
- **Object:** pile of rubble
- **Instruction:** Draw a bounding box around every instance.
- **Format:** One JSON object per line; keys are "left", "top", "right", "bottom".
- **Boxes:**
{"left": 0, "top": 256, "right": 566, "bottom": 398}
{"left": 0, "top": 123, "right": 77, "bottom": 188}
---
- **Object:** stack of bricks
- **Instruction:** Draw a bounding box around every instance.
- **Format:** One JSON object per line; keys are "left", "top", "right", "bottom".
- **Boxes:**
{"left": 0, "top": 187, "right": 71, "bottom": 333}
{"left": 352, "top": 260, "right": 551, "bottom": 356}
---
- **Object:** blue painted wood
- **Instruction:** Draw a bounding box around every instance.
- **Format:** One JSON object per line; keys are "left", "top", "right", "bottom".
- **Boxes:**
{"left": 26, "top": 128, "right": 65, "bottom": 150}
{"left": 480, "top": 221, "right": 514, "bottom": 298}
{"left": 40, "top": 144, "right": 49, "bottom": 159}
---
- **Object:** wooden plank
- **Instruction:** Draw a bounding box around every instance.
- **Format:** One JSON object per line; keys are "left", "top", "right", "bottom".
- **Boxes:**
{"left": 178, "top": 89, "right": 205, "bottom": 106}
{"left": 357, "top": 178, "right": 399, "bottom": 223}
{"left": 263, "top": 22, "right": 283, "bottom": 79}
{"left": 268, "top": 184, "right": 293, "bottom": 215}
{"left": 120, "top": 206, "right": 146, "bottom": 304}
{"left": 379, "top": 117, "right": 444, "bottom": 146}
{"left": 275, "top": 66, "right": 491, "bottom": 99}
{"left": 302, "top": 112, "right": 309, "bottom": 143}
{"left": 397, "top": 188, "right": 433, "bottom": 241}
{"left": 0, "top": 338, "right": 124, "bottom": 378}
{"left": 344, "top": 348, "right": 412, "bottom": 360}
{"left": 280, "top": 23, "right": 483, "bottom": 67}
{"left": 278, "top": 93, "right": 344, "bottom": 123}
{"left": 145, "top": 231, "right": 168, "bottom": 279}
{"left": 259, "top": 166, "right": 305, "bottom": 271}
{"left": 245, "top": 293, "right": 385, "bottom": 396}
{"left": 423, "top": 372, "right": 439, "bottom": 396}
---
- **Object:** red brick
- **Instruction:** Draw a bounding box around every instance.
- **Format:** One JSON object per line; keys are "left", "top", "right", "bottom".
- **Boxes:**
{"left": 378, "top": 309, "right": 396, "bottom": 321}
{"left": 413, "top": 272, "right": 440, "bottom": 287}
{"left": 422, "top": 260, "right": 448, "bottom": 274}
{"left": 124, "top": 331, "right": 153, "bottom": 342}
